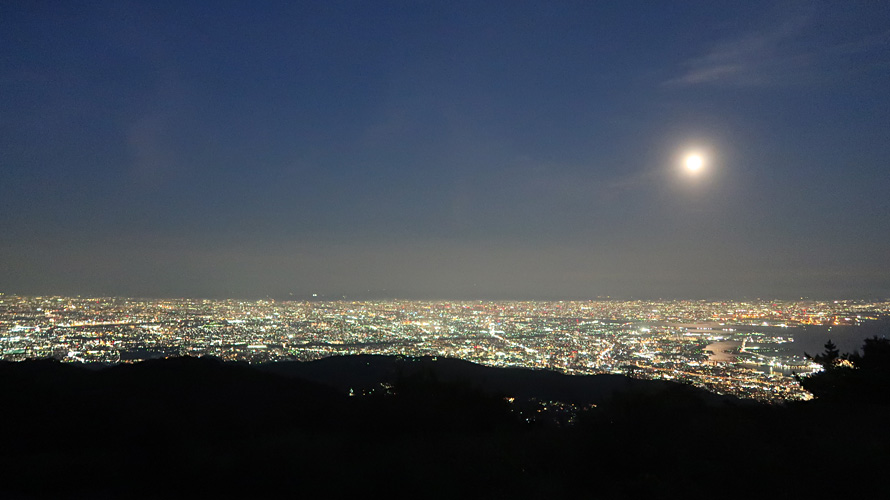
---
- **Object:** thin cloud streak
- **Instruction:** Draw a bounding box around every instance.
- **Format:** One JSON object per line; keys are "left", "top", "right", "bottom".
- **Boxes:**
{"left": 664, "top": 17, "right": 808, "bottom": 87}
{"left": 664, "top": 16, "right": 890, "bottom": 88}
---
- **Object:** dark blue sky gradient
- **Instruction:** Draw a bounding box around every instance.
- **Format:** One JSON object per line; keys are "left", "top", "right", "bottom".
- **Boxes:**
{"left": 2, "top": 1, "right": 889, "bottom": 299}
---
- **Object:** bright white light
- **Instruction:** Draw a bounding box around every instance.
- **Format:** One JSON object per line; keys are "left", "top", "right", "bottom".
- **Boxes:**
{"left": 684, "top": 153, "right": 704, "bottom": 173}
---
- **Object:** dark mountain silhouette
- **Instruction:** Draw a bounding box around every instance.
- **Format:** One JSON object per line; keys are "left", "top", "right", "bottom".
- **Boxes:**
{"left": 0, "top": 352, "right": 887, "bottom": 499}
{"left": 257, "top": 354, "right": 744, "bottom": 406}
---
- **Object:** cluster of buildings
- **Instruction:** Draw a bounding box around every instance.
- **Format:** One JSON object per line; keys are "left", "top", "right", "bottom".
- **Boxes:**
{"left": 2, "top": 294, "right": 888, "bottom": 402}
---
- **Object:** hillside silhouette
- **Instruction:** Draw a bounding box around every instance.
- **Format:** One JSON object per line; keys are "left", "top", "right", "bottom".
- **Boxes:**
{"left": 0, "top": 351, "right": 887, "bottom": 499}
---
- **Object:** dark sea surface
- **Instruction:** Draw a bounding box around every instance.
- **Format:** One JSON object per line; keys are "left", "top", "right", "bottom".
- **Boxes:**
{"left": 731, "top": 318, "right": 890, "bottom": 357}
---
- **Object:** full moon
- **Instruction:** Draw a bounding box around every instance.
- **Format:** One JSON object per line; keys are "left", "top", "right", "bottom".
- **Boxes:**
{"left": 684, "top": 153, "right": 704, "bottom": 173}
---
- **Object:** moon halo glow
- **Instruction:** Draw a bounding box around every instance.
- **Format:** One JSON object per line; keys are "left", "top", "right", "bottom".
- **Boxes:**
{"left": 683, "top": 153, "right": 704, "bottom": 174}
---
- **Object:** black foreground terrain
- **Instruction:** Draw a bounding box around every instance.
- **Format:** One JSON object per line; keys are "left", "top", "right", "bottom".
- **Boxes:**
{"left": 0, "top": 354, "right": 887, "bottom": 499}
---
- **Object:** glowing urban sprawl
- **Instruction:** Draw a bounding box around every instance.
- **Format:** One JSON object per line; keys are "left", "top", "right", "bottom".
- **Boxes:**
{"left": 3, "top": 294, "right": 888, "bottom": 402}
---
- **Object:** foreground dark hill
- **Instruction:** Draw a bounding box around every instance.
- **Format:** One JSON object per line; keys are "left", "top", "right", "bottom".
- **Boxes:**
{"left": 258, "top": 354, "right": 743, "bottom": 406}
{"left": 0, "top": 355, "right": 887, "bottom": 499}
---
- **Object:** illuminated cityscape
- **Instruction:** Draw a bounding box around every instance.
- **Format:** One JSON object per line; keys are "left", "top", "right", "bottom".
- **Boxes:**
{"left": 3, "top": 2, "right": 890, "bottom": 496}
{"left": 3, "top": 294, "right": 886, "bottom": 402}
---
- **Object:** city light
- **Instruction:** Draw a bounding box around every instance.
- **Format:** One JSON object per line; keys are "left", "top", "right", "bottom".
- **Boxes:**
{"left": 2, "top": 295, "right": 880, "bottom": 402}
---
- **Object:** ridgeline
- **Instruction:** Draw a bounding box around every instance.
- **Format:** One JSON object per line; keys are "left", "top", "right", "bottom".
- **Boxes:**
{"left": 1, "top": 350, "right": 887, "bottom": 499}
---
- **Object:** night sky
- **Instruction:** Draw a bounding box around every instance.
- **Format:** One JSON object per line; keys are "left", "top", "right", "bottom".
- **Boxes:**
{"left": 2, "top": 1, "right": 889, "bottom": 300}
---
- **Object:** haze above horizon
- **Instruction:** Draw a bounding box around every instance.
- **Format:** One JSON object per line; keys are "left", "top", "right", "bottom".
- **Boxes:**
{"left": 2, "top": 1, "right": 889, "bottom": 300}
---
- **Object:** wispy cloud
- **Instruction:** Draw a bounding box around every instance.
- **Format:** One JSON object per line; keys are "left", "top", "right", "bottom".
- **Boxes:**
{"left": 664, "top": 16, "right": 889, "bottom": 88}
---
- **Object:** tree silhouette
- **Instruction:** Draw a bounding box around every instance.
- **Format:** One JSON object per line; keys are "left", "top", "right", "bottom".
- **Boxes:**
{"left": 848, "top": 336, "right": 890, "bottom": 372}
{"left": 799, "top": 336, "right": 890, "bottom": 403}
{"left": 808, "top": 340, "right": 841, "bottom": 370}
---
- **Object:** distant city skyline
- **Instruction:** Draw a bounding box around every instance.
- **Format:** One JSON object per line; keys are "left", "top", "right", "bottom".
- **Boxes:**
{"left": 12, "top": 294, "right": 888, "bottom": 401}
{"left": 3, "top": 1, "right": 889, "bottom": 299}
